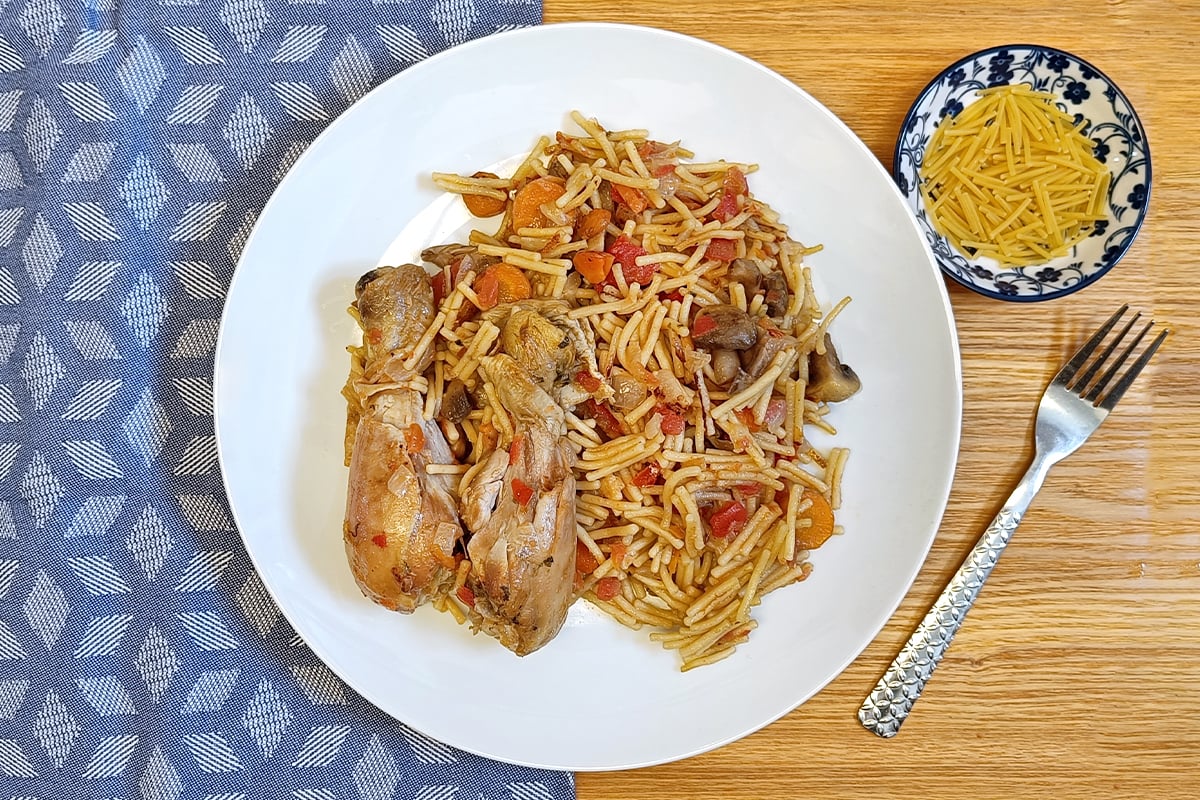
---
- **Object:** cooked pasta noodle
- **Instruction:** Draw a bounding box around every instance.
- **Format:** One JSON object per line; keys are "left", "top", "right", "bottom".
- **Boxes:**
{"left": 346, "top": 113, "right": 860, "bottom": 669}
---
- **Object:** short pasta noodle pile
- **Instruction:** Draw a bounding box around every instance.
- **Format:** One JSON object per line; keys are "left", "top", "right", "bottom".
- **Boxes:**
{"left": 919, "top": 84, "right": 1110, "bottom": 267}
{"left": 402, "top": 112, "right": 860, "bottom": 670}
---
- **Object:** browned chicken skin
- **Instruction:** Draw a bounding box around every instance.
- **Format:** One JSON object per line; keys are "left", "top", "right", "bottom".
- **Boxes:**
{"left": 343, "top": 264, "right": 464, "bottom": 613}
{"left": 457, "top": 304, "right": 583, "bottom": 656}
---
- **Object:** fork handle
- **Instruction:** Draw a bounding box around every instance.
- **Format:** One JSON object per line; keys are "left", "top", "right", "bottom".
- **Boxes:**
{"left": 857, "top": 455, "right": 1052, "bottom": 738}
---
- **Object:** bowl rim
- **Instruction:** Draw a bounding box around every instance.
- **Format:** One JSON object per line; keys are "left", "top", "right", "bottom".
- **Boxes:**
{"left": 892, "top": 42, "right": 1153, "bottom": 303}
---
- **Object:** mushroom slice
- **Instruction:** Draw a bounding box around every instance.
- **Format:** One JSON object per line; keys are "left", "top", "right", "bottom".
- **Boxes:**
{"left": 691, "top": 305, "right": 758, "bottom": 351}
{"left": 806, "top": 334, "right": 861, "bottom": 403}
{"left": 762, "top": 271, "right": 789, "bottom": 318}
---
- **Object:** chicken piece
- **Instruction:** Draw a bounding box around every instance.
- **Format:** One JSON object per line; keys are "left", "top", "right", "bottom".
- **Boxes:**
{"left": 458, "top": 352, "right": 578, "bottom": 656}
{"left": 343, "top": 264, "right": 464, "bottom": 613}
{"left": 483, "top": 299, "right": 608, "bottom": 405}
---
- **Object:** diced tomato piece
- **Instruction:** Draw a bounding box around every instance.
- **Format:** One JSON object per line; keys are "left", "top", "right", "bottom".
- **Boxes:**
{"left": 653, "top": 163, "right": 676, "bottom": 177}
{"left": 691, "top": 314, "right": 718, "bottom": 338}
{"left": 609, "top": 541, "right": 628, "bottom": 567}
{"left": 593, "top": 268, "right": 619, "bottom": 294}
{"left": 432, "top": 270, "right": 448, "bottom": 306}
{"left": 474, "top": 270, "right": 500, "bottom": 309}
{"left": 511, "top": 477, "right": 533, "bottom": 507}
{"left": 581, "top": 399, "right": 624, "bottom": 440}
{"left": 734, "top": 482, "right": 760, "bottom": 498}
{"left": 631, "top": 462, "right": 662, "bottom": 487}
{"left": 711, "top": 192, "right": 738, "bottom": 223}
{"left": 724, "top": 166, "right": 748, "bottom": 196}
{"left": 508, "top": 435, "right": 524, "bottom": 466}
{"left": 611, "top": 183, "right": 649, "bottom": 214}
{"left": 711, "top": 166, "right": 748, "bottom": 223}
{"left": 371, "top": 534, "right": 388, "bottom": 548}
{"left": 623, "top": 261, "right": 659, "bottom": 286}
{"left": 706, "top": 238, "right": 737, "bottom": 262}
{"left": 576, "top": 540, "right": 600, "bottom": 574}
{"left": 456, "top": 585, "right": 476, "bottom": 607}
{"left": 607, "top": 236, "right": 657, "bottom": 285}
{"left": 404, "top": 423, "right": 425, "bottom": 452}
{"left": 660, "top": 290, "right": 685, "bottom": 303}
{"left": 595, "top": 576, "right": 621, "bottom": 601}
{"left": 433, "top": 256, "right": 477, "bottom": 309}
{"left": 608, "top": 235, "right": 645, "bottom": 268}
{"left": 575, "top": 370, "right": 602, "bottom": 393}
{"left": 735, "top": 407, "right": 761, "bottom": 432}
{"left": 655, "top": 405, "right": 686, "bottom": 436}
{"left": 708, "top": 500, "right": 749, "bottom": 539}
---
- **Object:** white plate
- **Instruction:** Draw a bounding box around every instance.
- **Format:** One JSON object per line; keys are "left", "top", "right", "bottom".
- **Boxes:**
{"left": 215, "top": 22, "right": 962, "bottom": 771}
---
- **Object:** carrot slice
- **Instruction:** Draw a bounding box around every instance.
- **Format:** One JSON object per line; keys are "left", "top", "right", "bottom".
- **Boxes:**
{"left": 462, "top": 171, "right": 507, "bottom": 217}
{"left": 473, "top": 264, "right": 532, "bottom": 310}
{"left": 576, "top": 208, "right": 611, "bottom": 239}
{"left": 796, "top": 489, "right": 836, "bottom": 551}
{"left": 511, "top": 176, "right": 566, "bottom": 230}
{"left": 572, "top": 250, "right": 614, "bottom": 285}
{"left": 611, "top": 183, "right": 648, "bottom": 213}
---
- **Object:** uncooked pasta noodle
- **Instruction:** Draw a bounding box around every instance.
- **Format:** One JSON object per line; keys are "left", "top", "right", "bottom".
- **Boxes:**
{"left": 919, "top": 84, "right": 1110, "bottom": 267}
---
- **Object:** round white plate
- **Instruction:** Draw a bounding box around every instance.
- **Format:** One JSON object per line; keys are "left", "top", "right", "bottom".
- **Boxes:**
{"left": 215, "top": 22, "right": 962, "bottom": 771}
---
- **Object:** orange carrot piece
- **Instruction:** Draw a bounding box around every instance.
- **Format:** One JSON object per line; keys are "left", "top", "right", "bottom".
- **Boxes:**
{"left": 796, "top": 489, "right": 836, "bottom": 551}
{"left": 511, "top": 176, "right": 566, "bottom": 230}
{"left": 462, "top": 171, "right": 507, "bottom": 217}
{"left": 572, "top": 250, "right": 614, "bottom": 285}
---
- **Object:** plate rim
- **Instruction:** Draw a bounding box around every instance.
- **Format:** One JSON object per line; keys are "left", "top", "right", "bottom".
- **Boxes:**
{"left": 892, "top": 42, "right": 1153, "bottom": 303}
{"left": 215, "top": 20, "right": 964, "bottom": 771}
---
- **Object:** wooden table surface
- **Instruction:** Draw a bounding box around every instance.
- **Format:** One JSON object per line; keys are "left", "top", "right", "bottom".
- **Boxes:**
{"left": 542, "top": 2, "right": 1200, "bottom": 797}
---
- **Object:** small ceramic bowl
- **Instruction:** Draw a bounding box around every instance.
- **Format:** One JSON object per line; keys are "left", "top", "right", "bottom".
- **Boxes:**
{"left": 894, "top": 44, "right": 1151, "bottom": 301}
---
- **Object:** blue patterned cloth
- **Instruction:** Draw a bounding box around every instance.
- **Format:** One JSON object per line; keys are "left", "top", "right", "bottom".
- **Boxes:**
{"left": 0, "top": 0, "right": 574, "bottom": 797}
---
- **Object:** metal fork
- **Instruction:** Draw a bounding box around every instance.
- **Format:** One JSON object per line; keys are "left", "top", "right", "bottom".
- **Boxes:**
{"left": 858, "top": 305, "right": 1169, "bottom": 738}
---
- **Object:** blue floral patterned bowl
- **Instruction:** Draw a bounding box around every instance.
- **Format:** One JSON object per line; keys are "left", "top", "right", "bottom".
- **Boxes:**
{"left": 894, "top": 44, "right": 1150, "bottom": 301}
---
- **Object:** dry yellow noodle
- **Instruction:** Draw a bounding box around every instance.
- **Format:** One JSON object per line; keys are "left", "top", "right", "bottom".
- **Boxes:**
{"left": 919, "top": 84, "right": 1109, "bottom": 267}
{"left": 368, "top": 112, "right": 859, "bottom": 670}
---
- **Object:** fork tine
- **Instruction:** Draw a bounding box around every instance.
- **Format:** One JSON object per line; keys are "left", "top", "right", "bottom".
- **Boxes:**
{"left": 1096, "top": 327, "right": 1169, "bottom": 410}
{"left": 1069, "top": 311, "right": 1140, "bottom": 393}
{"left": 1084, "top": 319, "right": 1154, "bottom": 403}
{"left": 1053, "top": 305, "right": 1129, "bottom": 386}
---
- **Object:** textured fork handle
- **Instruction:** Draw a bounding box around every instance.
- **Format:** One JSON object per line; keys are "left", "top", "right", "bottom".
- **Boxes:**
{"left": 858, "top": 455, "right": 1052, "bottom": 738}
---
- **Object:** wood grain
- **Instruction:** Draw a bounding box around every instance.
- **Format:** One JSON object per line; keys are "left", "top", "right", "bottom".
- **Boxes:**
{"left": 540, "top": 1, "right": 1200, "bottom": 797}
